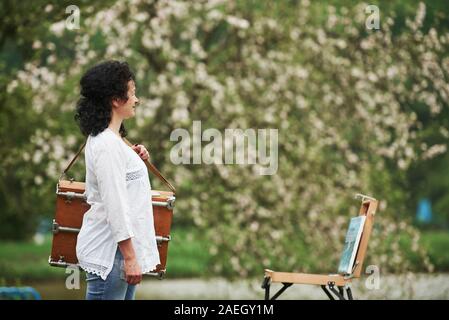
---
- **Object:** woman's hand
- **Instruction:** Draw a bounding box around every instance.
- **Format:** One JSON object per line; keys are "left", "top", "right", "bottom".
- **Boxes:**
{"left": 118, "top": 238, "right": 143, "bottom": 285}
{"left": 132, "top": 144, "right": 150, "bottom": 161}
{"left": 123, "top": 257, "right": 143, "bottom": 285}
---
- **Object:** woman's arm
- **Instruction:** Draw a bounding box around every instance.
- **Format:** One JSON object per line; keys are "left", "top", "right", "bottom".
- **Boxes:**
{"left": 118, "top": 238, "right": 142, "bottom": 285}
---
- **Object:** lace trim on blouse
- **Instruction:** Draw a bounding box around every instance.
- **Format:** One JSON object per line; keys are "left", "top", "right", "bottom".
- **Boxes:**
{"left": 79, "top": 260, "right": 159, "bottom": 279}
{"left": 126, "top": 168, "right": 145, "bottom": 181}
{"left": 79, "top": 261, "right": 110, "bottom": 279}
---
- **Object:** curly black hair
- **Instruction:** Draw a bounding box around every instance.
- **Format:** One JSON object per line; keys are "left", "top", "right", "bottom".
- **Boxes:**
{"left": 74, "top": 60, "right": 135, "bottom": 137}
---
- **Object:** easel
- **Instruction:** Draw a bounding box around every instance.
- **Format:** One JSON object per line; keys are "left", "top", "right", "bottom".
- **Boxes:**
{"left": 261, "top": 194, "right": 378, "bottom": 300}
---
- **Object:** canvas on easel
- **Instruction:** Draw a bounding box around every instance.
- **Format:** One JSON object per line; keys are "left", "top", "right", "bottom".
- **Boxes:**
{"left": 337, "top": 216, "right": 366, "bottom": 275}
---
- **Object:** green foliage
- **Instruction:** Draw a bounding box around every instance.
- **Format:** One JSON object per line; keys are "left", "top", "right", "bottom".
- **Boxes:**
{"left": 0, "top": 0, "right": 116, "bottom": 240}
{"left": 1, "top": 229, "right": 448, "bottom": 284}
{"left": 420, "top": 232, "right": 449, "bottom": 270}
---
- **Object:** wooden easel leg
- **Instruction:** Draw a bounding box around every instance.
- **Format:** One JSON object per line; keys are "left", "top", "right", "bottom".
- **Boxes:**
{"left": 270, "top": 283, "right": 293, "bottom": 300}
{"left": 261, "top": 277, "right": 293, "bottom": 300}
{"left": 338, "top": 286, "right": 345, "bottom": 298}
{"left": 346, "top": 287, "right": 353, "bottom": 300}
{"left": 262, "top": 276, "right": 271, "bottom": 300}
{"left": 265, "top": 285, "right": 270, "bottom": 300}
{"left": 328, "top": 282, "right": 345, "bottom": 300}
{"left": 321, "top": 285, "right": 335, "bottom": 300}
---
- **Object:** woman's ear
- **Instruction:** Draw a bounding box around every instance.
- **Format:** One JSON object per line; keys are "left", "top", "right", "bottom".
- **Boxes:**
{"left": 111, "top": 97, "right": 121, "bottom": 109}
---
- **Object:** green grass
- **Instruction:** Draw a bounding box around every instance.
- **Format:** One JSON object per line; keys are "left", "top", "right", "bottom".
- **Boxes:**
{"left": 164, "top": 227, "right": 211, "bottom": 277}
{"left": 0, "top": 235, "right": 63, "bottom": 285}
{"left": 1, "top": 229, "right": 448, "bottom": 284}
{"left": 0, "top": 227, "right": 211, "bottom": 285}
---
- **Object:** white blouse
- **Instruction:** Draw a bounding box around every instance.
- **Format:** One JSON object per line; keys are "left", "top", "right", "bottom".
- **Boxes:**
{"left": 76, "top": 127, "right": 160, "bottom": 280}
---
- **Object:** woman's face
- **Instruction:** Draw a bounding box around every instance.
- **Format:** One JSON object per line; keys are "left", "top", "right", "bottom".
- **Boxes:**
{"left": 113, "top": 80, "right": 139, "bottom": 119}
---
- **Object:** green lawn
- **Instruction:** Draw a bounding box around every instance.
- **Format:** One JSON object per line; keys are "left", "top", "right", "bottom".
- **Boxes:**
{"left": 0, "top": 227, "right": 211, "bottom": 285}
{"left": 1, "top": 229, "right": 448, "bottom": 284}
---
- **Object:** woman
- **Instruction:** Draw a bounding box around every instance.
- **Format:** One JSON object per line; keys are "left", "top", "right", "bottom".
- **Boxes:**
{"left": 74, "top": 60, "right": 160, "bottom": 300}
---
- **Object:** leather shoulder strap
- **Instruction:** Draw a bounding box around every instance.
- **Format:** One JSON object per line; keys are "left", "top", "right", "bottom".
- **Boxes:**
{"left": 59, "top": 136, "right": 176, "bottom": 194}
{"left": 59, "top": 139, "right": 87, "bottom": 181}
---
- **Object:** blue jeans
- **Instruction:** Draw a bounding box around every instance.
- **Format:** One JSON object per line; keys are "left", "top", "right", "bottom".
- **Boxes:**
{"left": 85, "top": 249, "right": 137, "bottom": 300}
